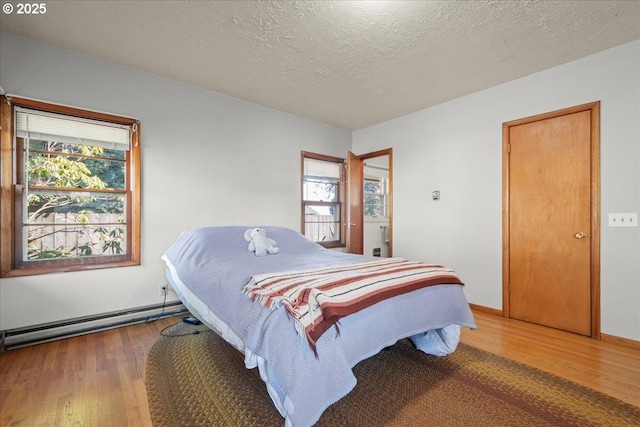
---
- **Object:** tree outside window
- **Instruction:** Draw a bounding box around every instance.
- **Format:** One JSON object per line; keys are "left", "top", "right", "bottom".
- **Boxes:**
{"left": 23, "top": 138, "right": 126, "bottom": 260}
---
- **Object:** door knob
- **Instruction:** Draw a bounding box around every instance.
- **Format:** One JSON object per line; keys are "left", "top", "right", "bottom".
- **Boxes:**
{"left": 346, "top": 222, "right": 356, "bottom": 227}
{"left": 574, "top": 232, "right": 587, "bottom": 239}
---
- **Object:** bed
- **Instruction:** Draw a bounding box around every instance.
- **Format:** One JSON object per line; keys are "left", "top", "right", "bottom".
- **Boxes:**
{"left": 162, "top": 226, "right": 476, "bottom": 427}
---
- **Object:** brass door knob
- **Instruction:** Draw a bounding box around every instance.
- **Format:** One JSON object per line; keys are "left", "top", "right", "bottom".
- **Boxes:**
{"left": 574, "top": 232, "right": 586, "bottom": 239}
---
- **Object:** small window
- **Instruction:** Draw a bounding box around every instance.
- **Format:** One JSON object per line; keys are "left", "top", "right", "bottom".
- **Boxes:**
{"left": 301, "top": 152, "right": 345, "bottom": 247}
{"left": 364, "top": 176, "right": 389, "bottom": 218}
{"left": 1, "top": 96, "right": 141, "bottom": 277}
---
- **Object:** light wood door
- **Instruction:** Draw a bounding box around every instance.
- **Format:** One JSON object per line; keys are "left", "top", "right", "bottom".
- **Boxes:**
{"left": 504, "top": 103, "right": 600, "bottom": 336}
{"left": 347, "top": 151, "right": 364, "bottom": 254}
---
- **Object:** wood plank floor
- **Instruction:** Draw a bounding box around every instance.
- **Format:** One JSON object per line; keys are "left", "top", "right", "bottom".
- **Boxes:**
{"left": 1, "top": 310, "right": 638, "bottom": 427}
{"left": 0, "top": 317, "right": 177, "bottom": 427}
{"left": 461, "top": 311, "right": 640, "bottom": 408}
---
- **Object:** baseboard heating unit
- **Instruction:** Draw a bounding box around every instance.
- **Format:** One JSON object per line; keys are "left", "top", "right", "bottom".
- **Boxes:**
{"left": 0, "top": 301, "right": 187, "bottom": 353}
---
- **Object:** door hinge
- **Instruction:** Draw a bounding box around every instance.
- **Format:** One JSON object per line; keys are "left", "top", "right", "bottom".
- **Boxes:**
{"left": 507, "top": 143, "right": 511, "bottom": 153}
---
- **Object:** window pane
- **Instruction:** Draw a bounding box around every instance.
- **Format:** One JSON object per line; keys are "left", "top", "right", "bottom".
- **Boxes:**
{"left": 26, "top": 190, "right": 125, "bottom": 222}
{"left": 303, "top": 179, "right": 338, "bottom": 202}
{"left": 25, "top": 223, "right": 127, "bottom": 260}
{"left": 27, "top": 141, "right": 126, "bottom": 190}
{"left": 28, "top": 139, "right": 125, "bottom": 160}
{"left": 364, "top": 180, "right": 382, "bottom": 194}
{"left": 364, "top": 194, "right": 386, "bottom": 217}
{"left": 24, "top": 188, "right": 126, "bottom": 259}
{"left": 304, "top": 204, "right": 340, "bottom": 242}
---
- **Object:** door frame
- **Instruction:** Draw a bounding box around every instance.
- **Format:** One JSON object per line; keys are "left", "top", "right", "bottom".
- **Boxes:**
{"left": 347, "top": 148, "right": 393, "bottom": 256}
{"left": 502, "top": 101, "right": 600, "bottom": 338}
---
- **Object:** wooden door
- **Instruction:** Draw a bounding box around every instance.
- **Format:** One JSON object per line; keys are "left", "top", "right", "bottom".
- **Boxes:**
{"left": 503, "top": 103, "right": 600, "bottom": 337}
{"left": 347, "top": 151, "right": 364, "bottom": 254}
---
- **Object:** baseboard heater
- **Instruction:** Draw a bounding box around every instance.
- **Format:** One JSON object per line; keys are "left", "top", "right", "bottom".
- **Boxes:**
{"left": 0, "top": 301, "right": 188, "bottom": 353}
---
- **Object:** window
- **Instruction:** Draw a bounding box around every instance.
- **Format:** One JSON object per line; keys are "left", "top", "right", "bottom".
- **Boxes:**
{"left": 0, "top": 96, "right": 141, "bottom": 277}
{"left": 301, "top": 152, "right": 345, "bottom": 247}
{"left": 364, "top": 176, "right": 389, "bottom": 218}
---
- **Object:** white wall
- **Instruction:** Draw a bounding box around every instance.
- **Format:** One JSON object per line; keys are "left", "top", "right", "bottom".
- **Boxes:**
{"left": 353, "top": 40, "right": 640, "bottom": 341}
{"left": 0, "top": 33, "right": 352, "bottom": 330}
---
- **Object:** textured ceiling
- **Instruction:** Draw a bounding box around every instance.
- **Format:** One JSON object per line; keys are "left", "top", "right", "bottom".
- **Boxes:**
{"left": 1, "top": 1, "right": 639, "bottom": 130}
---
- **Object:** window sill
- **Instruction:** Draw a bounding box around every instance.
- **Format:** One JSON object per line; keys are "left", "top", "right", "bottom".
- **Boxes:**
{"left": 1, "top": 259, "right": 140, "bottom": 278}
{"left": 318, "top": 241, "right": 346, "bottom": 249}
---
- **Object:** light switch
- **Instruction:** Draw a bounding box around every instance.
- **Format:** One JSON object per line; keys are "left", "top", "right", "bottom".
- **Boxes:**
{"left": 608, "top": 213, "right": 638, "bottom": 227}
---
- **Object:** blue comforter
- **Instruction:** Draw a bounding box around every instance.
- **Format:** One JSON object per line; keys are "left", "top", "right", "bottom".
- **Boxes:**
{"left": 162, "top": 226, "right": 476, "bottom": 427}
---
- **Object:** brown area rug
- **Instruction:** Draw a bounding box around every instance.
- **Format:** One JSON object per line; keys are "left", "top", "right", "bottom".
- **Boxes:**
{"left": 146, "top": 321, "right": 640, "bottom": 427}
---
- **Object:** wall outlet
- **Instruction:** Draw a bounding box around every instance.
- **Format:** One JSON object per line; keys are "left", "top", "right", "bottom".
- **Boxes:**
{"left": 608, "top": 213, "right": 638, "bottom": 227}
{"left": 160, "top": 284, "right": 169, "bottom": 297}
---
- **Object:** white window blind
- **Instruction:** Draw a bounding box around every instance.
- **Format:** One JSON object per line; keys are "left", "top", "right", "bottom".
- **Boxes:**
{"left": 303, "top": 158, "right": 341, "bottom": 180}
{"left": 15, "top": 107, "right": 131, "bottom": 150}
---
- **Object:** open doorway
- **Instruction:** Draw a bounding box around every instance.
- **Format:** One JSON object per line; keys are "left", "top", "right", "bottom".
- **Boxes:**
{"left": 347, "top": 148, "right": 393, "bottom": 257}
{"left": 363, "top": 156, "right": 390, "bottom": 257}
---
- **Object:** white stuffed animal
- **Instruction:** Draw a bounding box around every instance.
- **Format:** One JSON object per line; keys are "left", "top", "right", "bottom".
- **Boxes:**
{"left": 244, "top": 228, "right": 280, "bottom": 256}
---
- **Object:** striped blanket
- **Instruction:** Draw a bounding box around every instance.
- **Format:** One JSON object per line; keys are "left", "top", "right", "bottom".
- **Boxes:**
{"left": 243, "top": 257, "right": 463, "bottom": 353}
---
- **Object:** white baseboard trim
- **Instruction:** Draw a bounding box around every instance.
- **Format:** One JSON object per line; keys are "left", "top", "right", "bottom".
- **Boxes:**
{"left": 1, "top": 301, "right": 187, "bottom": 352}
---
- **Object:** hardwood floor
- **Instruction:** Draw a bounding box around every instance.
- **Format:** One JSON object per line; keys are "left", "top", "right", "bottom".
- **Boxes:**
{"left": 461, "top": 310, "right": 640, "bottom": 408}
{"left": 1, "top": 310, "right": 638, "bottom": 427}
{"left": 0, "top": 316, "right": 177, "bottom": 427}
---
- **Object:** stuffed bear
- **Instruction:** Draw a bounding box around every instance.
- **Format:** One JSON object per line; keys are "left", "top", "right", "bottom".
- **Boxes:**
{"left": 244, "top": 227, "right": 280, "bottom": 256}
